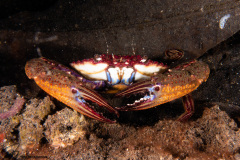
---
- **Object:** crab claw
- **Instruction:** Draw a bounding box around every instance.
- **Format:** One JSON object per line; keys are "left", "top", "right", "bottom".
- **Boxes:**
{"left": 116, "top": 60, "right": 210, "bottom": 121}
{"left": 25, "top": 58, "right": 118, "bottom": 123}
{"left": 68, "top": 86, "right": 119, "bottom": 123}
{"left": 115, "top": 80, "right": 160, "bottom": 110}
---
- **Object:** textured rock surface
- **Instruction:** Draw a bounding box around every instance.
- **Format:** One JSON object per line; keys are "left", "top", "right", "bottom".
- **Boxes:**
{"left": 0, "top": 87, "right": 55, "bottom": 158}
{"left": 18, "top": 96, "right": 55, "bottom": 151}
{"left": 12, "top": 105, "right": 237, "bottom": 160}
{"left": 44, "top": 108, "right": 87, "bottom": 148}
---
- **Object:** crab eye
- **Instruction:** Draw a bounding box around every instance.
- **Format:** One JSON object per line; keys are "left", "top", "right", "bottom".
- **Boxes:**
{"left": 94, "top": 54, "right": 102, "bottom": 61}
{"left": 140, "top": 55, "right": 148, "bottom": 63}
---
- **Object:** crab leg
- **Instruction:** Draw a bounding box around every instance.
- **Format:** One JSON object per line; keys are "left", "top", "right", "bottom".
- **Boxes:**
{"left": 25, "top": 58, "right": 118, "bottom": 123}
{"left": 177, "top": 94, "right": 194, "bottom": 122}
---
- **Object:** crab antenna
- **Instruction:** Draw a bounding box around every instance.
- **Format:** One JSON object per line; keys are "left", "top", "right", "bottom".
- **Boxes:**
{"left": 36, "top": 47, "right": 43, "bottom": 57}
{"left": 34, "top": 31, "right": 58, "bottom": 58}
{"left": 106, "top": 41, "right": 109, "bottom": 55}
{"left": 131, "top": 35, "right": 136, "bottom": 55}
{"left": 103, "top": 33, "right": 109, "bottom": 55}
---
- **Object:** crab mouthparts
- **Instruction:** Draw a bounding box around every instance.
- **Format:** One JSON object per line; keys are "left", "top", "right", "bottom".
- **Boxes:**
{"left": 115, "top": 81, "right": 157, "bottom": 110}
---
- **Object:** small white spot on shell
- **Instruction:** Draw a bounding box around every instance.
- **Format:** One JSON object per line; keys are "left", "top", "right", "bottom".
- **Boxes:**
{"left": 140, "top": 59, "right": 147, "bottom": 63}
{"left": 219, "top": 14, "right": 231, "bottom": 29}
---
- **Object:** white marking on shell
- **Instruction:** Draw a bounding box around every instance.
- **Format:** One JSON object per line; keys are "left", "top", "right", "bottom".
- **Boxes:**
{"left": 71, "top": 62, "right": 108, "bottom": 80}
{"left": 122, "top": 67, "right": 134, "bottom": 84}
{"left": 134, "top": 64, "right": 162, "bottom": 74}
{"left": 108, "top": 67, "right": 120, "bottom": 84}
{"left": 96, "top": 57, "right": 102, "bottom": 61}
{"left": 219, "top": 14, "right": 231, "bottom": 29}
{"left": 140, "top": 59, "right": 147, "bottom": 63}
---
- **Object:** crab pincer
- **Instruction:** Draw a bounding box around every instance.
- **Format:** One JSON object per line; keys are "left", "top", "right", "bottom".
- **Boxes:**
{"left": 116, "top": 60, "right": 210, "bottom": 121}
{"left": 25, "top": 57, "right": 119, "bottom": 123}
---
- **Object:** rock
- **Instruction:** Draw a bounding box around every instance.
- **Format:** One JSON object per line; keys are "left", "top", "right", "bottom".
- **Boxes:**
{"left": 0, "top": 91, "right": 55, "bottom": 157}
{"left": 44, "top": 108, "right": 88, "bottom": 148}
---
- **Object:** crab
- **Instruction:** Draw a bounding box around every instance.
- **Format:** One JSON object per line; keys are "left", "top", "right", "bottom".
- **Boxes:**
{"left": 25, "top": 52, "right": 210, "bottom": 123}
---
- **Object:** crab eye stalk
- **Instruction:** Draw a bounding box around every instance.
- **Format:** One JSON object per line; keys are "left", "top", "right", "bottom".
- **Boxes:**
{"left": 94, "top": 54, "right": 102, "bottom": 62}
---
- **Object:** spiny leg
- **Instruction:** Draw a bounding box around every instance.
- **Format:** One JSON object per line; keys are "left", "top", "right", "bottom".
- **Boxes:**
{"left": 177, "top": 94, "right": 194, "bottom": 122}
